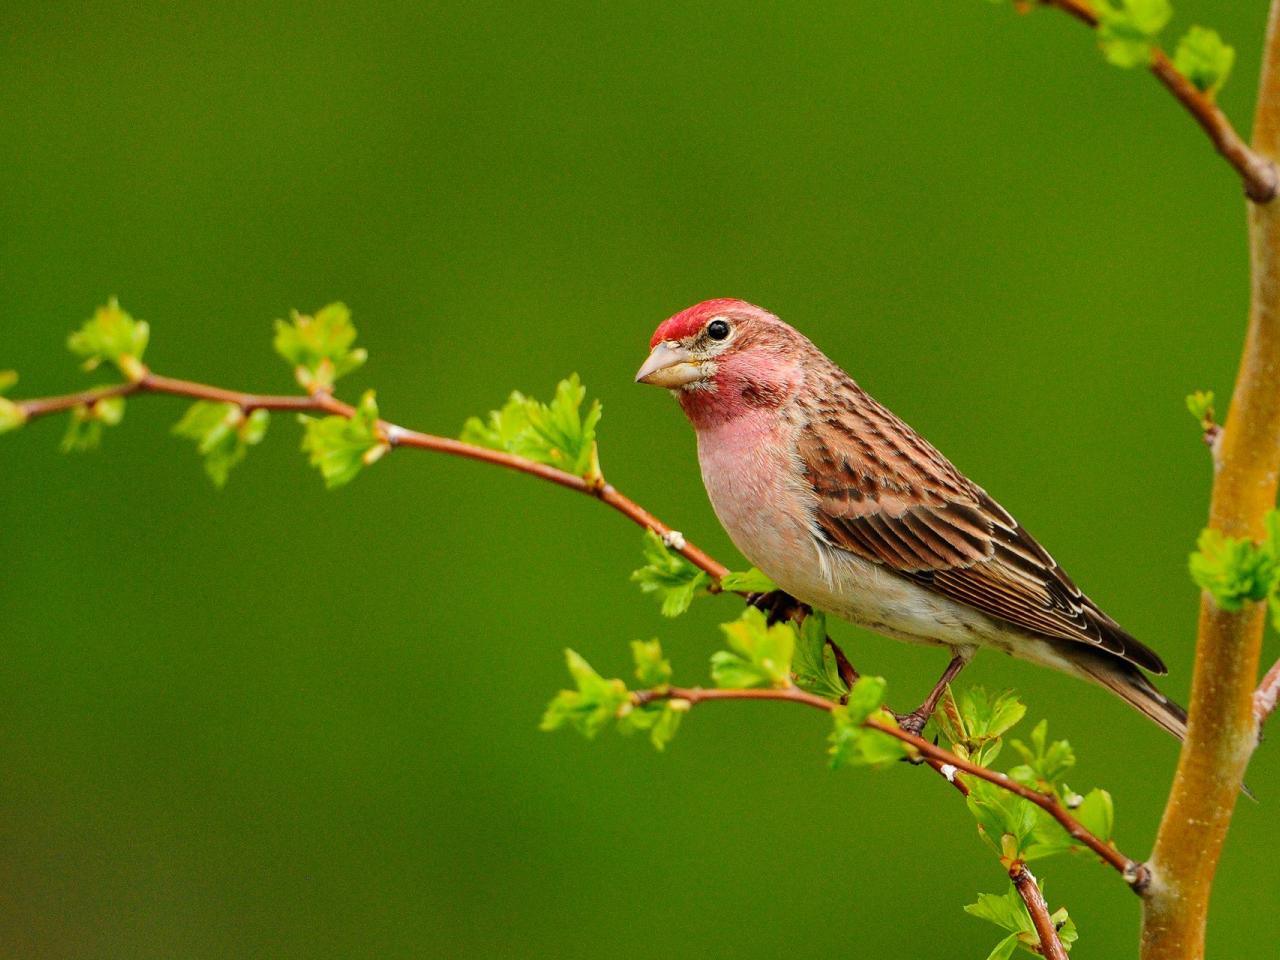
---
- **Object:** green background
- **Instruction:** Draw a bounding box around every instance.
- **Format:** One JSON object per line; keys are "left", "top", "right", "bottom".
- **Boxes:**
{"left": 1, "top": 1, "right": 1276, "bottom": 956}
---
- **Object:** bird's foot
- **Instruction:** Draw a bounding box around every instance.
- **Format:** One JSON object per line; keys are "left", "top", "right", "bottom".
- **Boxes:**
{"left": 746, "top": 589, "right": 807, "bottom": 626}
{"left": 893, "top": 709, "right": 932, "bottom": 738}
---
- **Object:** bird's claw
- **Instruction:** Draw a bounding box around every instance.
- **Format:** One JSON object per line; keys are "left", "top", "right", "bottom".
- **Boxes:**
{"left": 893, "top": 710, "right": 930, "bottom": 738}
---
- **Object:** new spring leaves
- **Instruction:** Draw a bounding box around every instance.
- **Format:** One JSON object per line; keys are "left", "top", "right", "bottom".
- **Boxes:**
{"left": 3, "top": 300, "right": 606, "bottom": 493}
{"left": 991, "top": 0, "right": 1234, "bottom": 94}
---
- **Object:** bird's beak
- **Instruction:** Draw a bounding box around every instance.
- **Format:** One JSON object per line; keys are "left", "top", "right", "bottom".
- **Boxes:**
{"left": 634, "top": 341, "right": 706, "bottom": 388}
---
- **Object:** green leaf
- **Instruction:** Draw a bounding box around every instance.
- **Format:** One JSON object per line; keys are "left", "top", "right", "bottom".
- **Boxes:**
{"left": 60, "top": 397, "right": 126, "bottom": 452}
{"left": 67, "top": 299, "right": 149, "bottom": 378}
{"left": 1020, "top": 806, "right": 1076, "bottom": 862}
{"left": 932, "top": 686, "right": 1025, "bottom": 760}
{"left": 965, "top": 886, "right": 1034, "bottom": 936}
{"left": 710, "top": 607, "right": 794, "bottom": 689}
{"left": 299, "top": 390, "right": 389, "bottom": 488}
{"left": 461, "top": 374, "right": 602, "bottom": 480}
{"left": 1174, "top": 27, "right": 1235, "bottom": 97}
{"left": 1095, "top": 0, "right": 1172, "bottom": 67}
{"left": 964, "top": 687, "right": 1027, "bottom": 741}
{"left": 967, "top": 779, "right": 1038, "bottom": 855}
{"left": 718, "top": 568, "right": 778, "bottom": 593}
{"left": 1073, "top": 788, "right": 1115, "bottom": 843}
{"left": 829, "top": 703, "right": 909, "bottom": 770}
{"left": 173, "top": 402, "right": 271, "bottom": 487}
{"left": 273, "top": 302, "right": 368, "bottom": 393}
{"left": 631, "top": 529, "right": 711, "bottom": 617}
{"left": 648, "top": 701, "right": 685, "bottom": 750}
{"left": 617, "top": 699, "right": 687, "bottom": 751}
{"left": 1054, "top": 909, "right": 1079, "bottom": 951}
{"left": 1009, "top": 719, "right": 1076, "bottom": 789}
{"left": 540, "top": 649, "right": 630, "bottom": 739}
{"left": 827, "top": 677, "right": 910, "bottom": 769}
{"left": 1185, "top": 389, "right": 1215, "bottom": 425}
{"left": 631, "top": 638, "right": 672, "bottom": 689}
{"left": 966, "top": 883, "right": 1076, "bottom": 956}
{"left": 1189, "top": 525, "right": 1277, "bottom": 611}
{"left": 791, "top": 611, "right": 850, "bottom": 701}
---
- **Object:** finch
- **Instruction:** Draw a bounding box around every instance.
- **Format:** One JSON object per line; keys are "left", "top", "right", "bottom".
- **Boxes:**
{"left": 635, "top": 298, "right": 1185, "bottom": 737}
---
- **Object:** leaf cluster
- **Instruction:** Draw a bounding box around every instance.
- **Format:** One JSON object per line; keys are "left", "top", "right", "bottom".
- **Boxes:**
{"left": 631, "top": 529, "right": 710, "bottom": 616}
{"left": 61, "top": 397, "right": 126, "bottom": 452}
{"left": 987, "top": 0, "right": 1234, "bottom": 97}
{"left": 933, "top": 692, "right": 1108, "bottom": 955}
{"left": 828, "top": 676, "right": 911, "bottom": 769}
{"left": 540, "top": 642, "right": 684, "bottom": 751}
{"left": 461, "top": 375, "right": 602, "bottom": 481}
{"left": 67, "top": 299, "right": 150, "bottom": 379}
{"left": 1189, "top": 511, "right": 1280, "bottom": 628}
{"left": 273, "top": 303, "right": 367, "bottom": 393}
{"left": 173, "top": 402, "right": 270, "bottom": 487}
{"left": 965, "top": 883, "right": 1077, "bottom": 958}
{"left": 791, "top": 611, "right": 850, "bottom": 702}
{"left": 300, "top": 390, "right": 389, "bottom": 489}
{"left": 711, "top": 607, "right": 794, "bottom": 689}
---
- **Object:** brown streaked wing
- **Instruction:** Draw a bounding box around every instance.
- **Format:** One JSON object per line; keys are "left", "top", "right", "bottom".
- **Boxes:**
{"left": 795, "top": 392, "right": 1167, "bottom": 675}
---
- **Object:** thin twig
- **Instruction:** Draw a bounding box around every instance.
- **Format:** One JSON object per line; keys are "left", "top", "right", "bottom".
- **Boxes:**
{"left": 1035, "top": 0, "right": 1279, "bottom": 202}
{"left": 14, "top": 368, "right": 729, "bottom": 578}
{"left": 633, "top": 684, "right": 1145, "bottom": 887}
{"left": 1010, "top": 862, "right": 1069, "bottom": 960}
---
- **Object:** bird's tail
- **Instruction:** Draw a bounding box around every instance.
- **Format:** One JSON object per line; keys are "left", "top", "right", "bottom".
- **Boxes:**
{"left": 1076, "top": 654, "right": 1188, "bottom": 741}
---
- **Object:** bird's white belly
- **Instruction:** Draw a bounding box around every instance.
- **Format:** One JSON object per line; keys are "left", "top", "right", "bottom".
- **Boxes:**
{"left": 695, "top": 415, "right": 997, "bottom": 653}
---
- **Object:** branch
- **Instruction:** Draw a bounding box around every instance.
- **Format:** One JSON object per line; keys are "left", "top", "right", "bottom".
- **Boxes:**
{"left": 1038, "top": 0, "right": 1279, "bottom": 202}
{"left": 14, "top": 367, "right": 730, "bottom": 579}
{"left": 1010, "top": 862, "right": 1069, "bottom": 960}
{"left": 633, "top": 684, "right": 1146, "bottom": 887}
{"left": 1255, "top": 657, "right": 1280, "bottom": 726}
{"left": 18, "top": 352, "right": 1143, "bottom": 896}
{"left": 1142, "top": 3, "right": 1280, "bottom": 956}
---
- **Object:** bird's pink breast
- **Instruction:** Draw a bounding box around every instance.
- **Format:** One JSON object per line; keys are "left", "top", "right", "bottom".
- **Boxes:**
{"left": 693, "top": 408, "right": 821, "bottom": 580}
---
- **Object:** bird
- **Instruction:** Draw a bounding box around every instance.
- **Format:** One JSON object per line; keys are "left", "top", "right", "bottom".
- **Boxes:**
{"left": 634, "top": 298, "right": 1186, "bottom": 738}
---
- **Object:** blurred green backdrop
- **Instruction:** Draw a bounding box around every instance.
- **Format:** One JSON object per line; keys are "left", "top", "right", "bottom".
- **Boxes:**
{"left": 2, "top": 1, "right": 1276, "bottom": 957}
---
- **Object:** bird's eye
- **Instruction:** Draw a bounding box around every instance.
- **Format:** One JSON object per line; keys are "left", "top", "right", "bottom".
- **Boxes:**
{"left": 706, "top": 319, "right": 731, "bottom": 341}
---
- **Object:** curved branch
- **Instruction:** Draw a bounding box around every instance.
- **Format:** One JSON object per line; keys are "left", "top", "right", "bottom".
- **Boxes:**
{"left": 14, "top": 368, "right": 729, "bottom": 579}
{"left": 1036, "top": 0, "right": 1279, "bottom": 201}
{"left": 634, "top": 684, "right": 1144, "bottom": 885}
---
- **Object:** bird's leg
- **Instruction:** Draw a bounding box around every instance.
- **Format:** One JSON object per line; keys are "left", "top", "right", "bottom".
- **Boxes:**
{"left": 746, "top": 589, "right": 806, "bottom": 626}
{"left": 895, "top": 651, "right": 973, "bottom": 736}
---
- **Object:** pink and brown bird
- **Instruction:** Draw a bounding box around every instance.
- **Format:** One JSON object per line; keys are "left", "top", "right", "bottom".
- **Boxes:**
{"left": 635, "top": 298, "right": 1185, "bottom": 737}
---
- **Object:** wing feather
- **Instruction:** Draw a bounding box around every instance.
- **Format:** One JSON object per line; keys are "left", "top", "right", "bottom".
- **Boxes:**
{"left": 795, "top": 389, "right": 1166, "bottom": 674}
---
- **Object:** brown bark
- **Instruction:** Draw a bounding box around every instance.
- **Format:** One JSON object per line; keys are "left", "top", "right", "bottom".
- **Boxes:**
{"left": 1139, "top": 4, "right": 1280, "bottom": 956}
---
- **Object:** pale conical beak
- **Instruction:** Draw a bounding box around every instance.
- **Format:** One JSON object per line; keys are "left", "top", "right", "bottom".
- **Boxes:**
{"left": 634, "top": 341, "right": 706, "bottom": 388}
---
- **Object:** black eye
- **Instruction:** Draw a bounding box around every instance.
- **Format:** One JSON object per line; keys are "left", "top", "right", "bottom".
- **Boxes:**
{"left": 706, "top": 319, "right": 731, "bottom": 341}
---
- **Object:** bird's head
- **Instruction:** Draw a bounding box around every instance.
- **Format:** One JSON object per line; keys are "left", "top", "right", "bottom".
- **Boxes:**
{"left": 636, "top": 298, "right": 807, "bottom": 426}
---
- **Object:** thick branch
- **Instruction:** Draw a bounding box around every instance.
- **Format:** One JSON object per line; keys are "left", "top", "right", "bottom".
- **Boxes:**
{"left": 1038, "top": 0, "right": 1279, "bottom": 202}
{"left": 634, "top": 684, "right": 1143, "bottom": 884}
{"left": 1141, "top": 4, "right": 1280, "bottom": 957}
{"left": 1010, "top": 862, "right": 1068, "bottom": 960}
